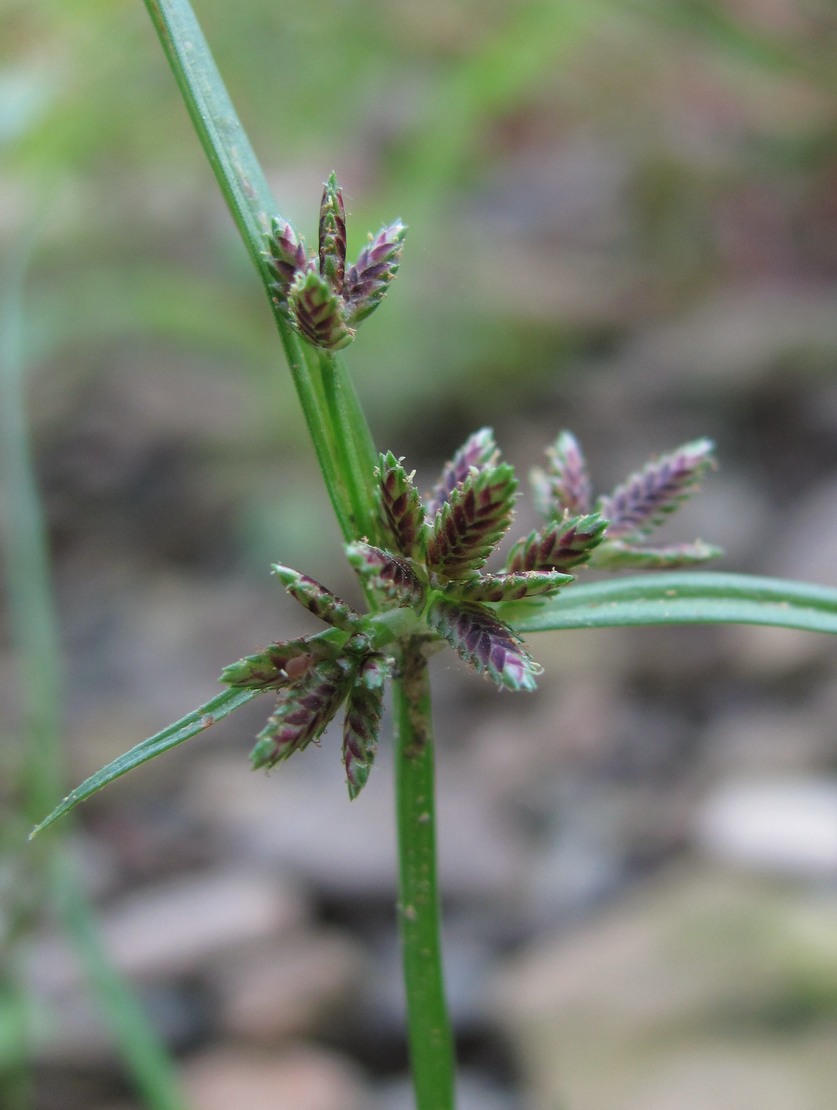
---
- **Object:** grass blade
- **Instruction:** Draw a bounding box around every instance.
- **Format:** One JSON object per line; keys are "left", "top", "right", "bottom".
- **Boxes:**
{"left": 500, "top": 571, "right": 837, "bottom": 635}
{"left": 31, "top": 687, "right": 259, "bottom": 837}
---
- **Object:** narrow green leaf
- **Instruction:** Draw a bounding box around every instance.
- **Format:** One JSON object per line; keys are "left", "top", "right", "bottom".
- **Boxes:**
{"left": 31, "top": 687, "right": 259, "bottom": 837}
{"left": 500, "top": 572, "right": 837, "bottom": 635}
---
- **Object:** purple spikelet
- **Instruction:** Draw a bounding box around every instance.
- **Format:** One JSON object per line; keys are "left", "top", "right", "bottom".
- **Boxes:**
{"left": 342, "top": 654, "right": 390, "bottom": 799}
{"left": 250, "top": 657, "right": 354, "bottom": 769}
{"left": 272, "top": 564, "right": 364, "bottom": 632}
{"left": 265, "top": 217, "right": 310, "bottom": 303}
{"left": 346, "top": 542, "right": 426, "bottom": 609}
{"left": 506, "top": 512, "right": 608, "bottom": 574}
{"left": 344, "top": 220, "right": 406, "bottom": 325}
{"left": 426, "top": 597, "right": 541, "bottom": 692}
{"left": 531, "top": 430, "right": 592, "bottom": 518}
{"left": 377, "top": 452, "right": 427, "bottom": 560}
{"left": 426, "top": 464, "right": 518, "bottom": 581}
{"left": 318, "top": 172, "right": 347, "bottom": 293}
{"left": 598, "top": 438, "right": 716, "bottom": 540}
{"left": 451, "top": 569, "right": 572, "bottom": 604}
{"left": 425, "top": 428, "right": 500, "bottom": 520}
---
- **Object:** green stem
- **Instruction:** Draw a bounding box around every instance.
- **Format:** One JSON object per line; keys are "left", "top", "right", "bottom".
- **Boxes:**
{"left": 318, "top": 350, "right": 380, "bottom": 543}
{"left": 393, "top": 641, "right": 455, "bottom": 1109}
{"left": 143, "top": 0, "right": 378, "bottom": 543}
{"left": 1, "top": 236, "right": 56, "bottom": 1110}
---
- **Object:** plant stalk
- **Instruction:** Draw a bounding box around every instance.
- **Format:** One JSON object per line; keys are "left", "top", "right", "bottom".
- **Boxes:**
{"left": 393, "top": 640, "right": 456, "bottom": 1109}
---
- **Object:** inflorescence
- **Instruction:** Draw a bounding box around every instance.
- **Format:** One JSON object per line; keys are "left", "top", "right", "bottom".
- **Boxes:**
{"left": 222, "top": 428, "right": 720, "bottom": 798}
{"left": 264, "top": 172, "right": 405, "bottom": 350}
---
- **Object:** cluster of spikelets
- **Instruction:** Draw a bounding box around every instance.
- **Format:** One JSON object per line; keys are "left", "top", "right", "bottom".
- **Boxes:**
{"left": 265, "top": 172, "right": 405, "bottom": 350}
{"left": 221, "top": 429, "right": 719, "bottom": 798}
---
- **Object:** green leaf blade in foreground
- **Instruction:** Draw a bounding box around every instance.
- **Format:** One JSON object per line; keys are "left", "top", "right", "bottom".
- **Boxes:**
{"left": 500, "top": 572, "right": 837, "bottom": 635}
{"left": 31, "top": 687, "right": 259, "bottom": 838}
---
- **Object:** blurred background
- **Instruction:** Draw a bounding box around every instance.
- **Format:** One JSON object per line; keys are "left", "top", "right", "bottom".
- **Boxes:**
{"left": 3, "top": 0, "right": 837, "bottom": 1107}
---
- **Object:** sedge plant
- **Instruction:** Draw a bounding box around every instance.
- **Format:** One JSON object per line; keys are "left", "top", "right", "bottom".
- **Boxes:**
{"left": 30, "top": 1, "right": 837, "bottom": 1107}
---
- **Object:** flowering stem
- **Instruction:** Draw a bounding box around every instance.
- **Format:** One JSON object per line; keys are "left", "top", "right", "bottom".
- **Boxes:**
{"left": 142, "top": 1, "right": 453, "bottom": 1102}
{"left": 143, "top": 0, "right": 378, "bottom": 544}
{"left": 393, "top": 640, "right": 456, "bottom": 1109}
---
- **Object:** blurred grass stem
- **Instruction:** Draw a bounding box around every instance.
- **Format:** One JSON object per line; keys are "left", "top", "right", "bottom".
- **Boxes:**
{"left": 1, "top": 245, "right": 185, "bottom": 1110}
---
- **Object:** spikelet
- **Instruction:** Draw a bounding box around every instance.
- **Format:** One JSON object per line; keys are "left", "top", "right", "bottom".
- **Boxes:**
{"left": 426, "top": 597, "right": 541, "bottom": 692}
{"left": 265, "top": 216, "right": 309, "bottom": 303}
{"left": 220, "top": 636, "right": 317, "bottom": 690}
{"left": 376, "top": 452, "right": 427, "bottom": 560}
{"left": 342, "top": 654, "right": 391, "bottom": 799}
{"left": 250, "top": 657, "right": 354, "bottom": 769}
{"left": 318, "top": 172, "right": 347, "bottom": 293}
{"left": 505, "top": 512, "right": 608, "bottom": 575}
{"left": 531, "top": 430, "right": 591, "bottom": 518}
{"left": 450, "top": 570, "right": 572, "bottom": 604}
{"left": 346, "top": 541, "right": 426, "bottom": 609}
{"left": 598, "top": 439, "right": 716, "bottom": 540}
{"left": 272, "top": 564, "right": 364, "bottom": 632}
{"left": 287, "top": 269, "right": 354, "bottom": 350}
{"left": 343, "top": 221, "right": 406, "bottom": 325}
{"left": 425, "top": 428, "right": 499, "bottom": 520}
{"left": 425, "top": 464, "right": 518, "bottom": 581}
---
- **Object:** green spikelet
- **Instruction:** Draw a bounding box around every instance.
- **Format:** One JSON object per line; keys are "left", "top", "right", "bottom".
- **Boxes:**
{"left": 592, "top": 538, "right": 724, "bottom": 570}
{"left": 220, "top": 637, "right": 315, "bottom": 690}
{"left": 449, "top": 569, "right": 572, "bottom": 604}
{"left": 271, "top": 563, "right": 364, "bottom": 632}
{"left": 318, "top": 172, "right": 347, "bottom": 293}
